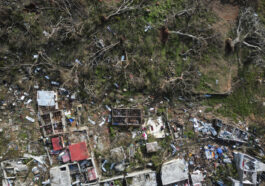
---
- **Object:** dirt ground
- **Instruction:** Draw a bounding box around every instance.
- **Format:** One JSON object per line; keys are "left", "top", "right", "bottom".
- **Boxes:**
{"left": 198, "top": 0, "right": 240, "bottom": 94}
{"left": 210, "top": 0, "right": 239, "bottom": 38}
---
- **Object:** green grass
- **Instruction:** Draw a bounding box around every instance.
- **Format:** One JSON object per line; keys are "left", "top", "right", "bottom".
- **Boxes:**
{"left": 203, "top": 65, "right": 265, "bottom": 118}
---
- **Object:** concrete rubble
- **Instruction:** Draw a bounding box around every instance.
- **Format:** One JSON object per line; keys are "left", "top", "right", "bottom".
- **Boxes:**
{"left": 0, "top": 86, "right": 264, "bottom": 186}
{"left": 143, "top": 116, "right": 165, "bottom": 138}
{"left": 231, "top": 152, "right": 265, "bottom": 185}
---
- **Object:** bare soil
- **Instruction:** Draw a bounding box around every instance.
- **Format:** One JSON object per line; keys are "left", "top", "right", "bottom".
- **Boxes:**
{"left": 210, "top": 0, "right": 239, "bottom": 37}
{"left": 198, "top": 0, "right": 239, "bottom": 94}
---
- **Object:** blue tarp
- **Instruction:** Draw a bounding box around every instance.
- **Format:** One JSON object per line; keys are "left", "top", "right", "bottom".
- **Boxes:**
{"left": 217, "top": 148, "right": 223, "bottom": 154}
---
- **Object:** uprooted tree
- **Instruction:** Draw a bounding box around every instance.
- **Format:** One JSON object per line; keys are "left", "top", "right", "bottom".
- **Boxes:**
{"left": 227, "top": 8, "right": 265, "bottom": 66}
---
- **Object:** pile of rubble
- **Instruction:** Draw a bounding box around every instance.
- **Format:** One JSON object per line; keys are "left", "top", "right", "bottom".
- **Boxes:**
{"left": 0, "top": 87, "right": 264, "bottom": 186}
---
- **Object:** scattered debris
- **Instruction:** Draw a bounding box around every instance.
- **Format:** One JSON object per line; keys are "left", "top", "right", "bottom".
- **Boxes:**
{"left": 143, "top": 116, "right": 165, "bottom": 138}
{"left": 25, "top": 116, "right": 35, "bottom": 123}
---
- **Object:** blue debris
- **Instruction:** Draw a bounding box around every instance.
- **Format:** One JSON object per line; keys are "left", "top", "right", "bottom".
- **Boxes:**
{"left": 204, "top": 94, "right": 212, "bottom": 98}
{"left": 170, "top": 144, "right": 177, "bottom": 155}
{"left": 102, "top": 160, "right": 108, "bottom": 172}
{"left": 217, "top": 148, "right": 223, "bottom": 154}
{"left": 114, "top": 83, "right": 119, "bottom": 88}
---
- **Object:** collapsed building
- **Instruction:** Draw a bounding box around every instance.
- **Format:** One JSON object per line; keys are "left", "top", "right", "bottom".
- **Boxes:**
{"left": 213, "top": 119, "right": 248, "bottom": 143}
{"left": 38, "top": 110, "right": 67, "bottom": 137}
{"left": 36, "top": 91, "right": 99, "bottom": 185}
{"left": 168, "top": 119, "right": 184, "bottom": 139}
{"left": 1, "top": 159, "right": 28, "bottom": 186}
{"left": 37, "top": 91, "right": 67, "bottom": 137}
{"left": 143, "top": 116, "right": 165, "bottom": 138}
{"left": 99, "top": 169, "right": 157, "bottom": 186}
{"left": 125, "top": 169, "right": 157, "bottom": 186}
{"left": 232, "top": 152, "right": 265, "bottom": 185}
{"left": 1, "top": 157, "right": 47, "bottom": 186}
{"left": 191, "top": 118, "right": 217, "bottom": 137}
{"left": 50, "top": 142, "right": 98, "bottom": 185}
{"left": 112, "top": 108, "right": 142, "bottom": 126}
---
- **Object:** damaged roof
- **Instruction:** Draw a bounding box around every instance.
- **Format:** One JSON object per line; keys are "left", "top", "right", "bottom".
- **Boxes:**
{"left": 87, "top": 167, "right": 97, "bottom": 181}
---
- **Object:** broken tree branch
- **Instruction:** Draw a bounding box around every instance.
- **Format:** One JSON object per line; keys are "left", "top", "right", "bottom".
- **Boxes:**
{"left": 105, "top": 0, "right": 137, "bottom": 20}
{"left": 169, "top": 30, "right": 205, "bottom": 41}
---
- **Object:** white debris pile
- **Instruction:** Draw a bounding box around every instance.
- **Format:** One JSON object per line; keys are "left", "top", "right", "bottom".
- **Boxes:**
{"left": 190, "top": 118, "right": 217, "bottom": 136}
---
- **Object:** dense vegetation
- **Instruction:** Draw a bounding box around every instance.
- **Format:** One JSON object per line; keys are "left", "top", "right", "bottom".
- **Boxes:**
{"left": 0, "top": 0, "right": 264, "bottom": 122}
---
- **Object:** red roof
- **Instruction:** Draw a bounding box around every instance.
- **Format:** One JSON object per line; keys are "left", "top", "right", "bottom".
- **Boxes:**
{"left": 62, "top": 150, "right": 70, "bottom": 163}
{"left": 52, "top": 137, "right": 63, "bottom": 151}
{"left": 87, "top": 167, "right": 97, "bottom": 181}
{"left": 69, "top": 142, "right": 90, "bottom": 161}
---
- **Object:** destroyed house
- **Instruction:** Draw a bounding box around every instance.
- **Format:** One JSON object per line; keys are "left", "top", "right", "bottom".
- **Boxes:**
{"left": 233, "top": 152, "right": 265, "bottom": 185}
{"left": 112, "top": 108, "right": 142, "bottom": 126}
{"left": 144, "top": 116, "right": 166, "bottom": 138}
{"left": 1, "top": 158, "right": 33, "bottom": 186}
{"left": 68, "top": 160, "right": 98, "bottom": 184}
{"left": 125, "top": 169, "right": 158, "bottom": 186}
{"left": 213, "top": 119, "right": 248, "bottom": 143}
{"left": 38, "top": 110, "right": 67, "bottom": 137}
{"left": 69, "top": 142, "right": 99, "bottom": 182}
{"left": 50, "top": 143, "right": 99, "bottom": 185}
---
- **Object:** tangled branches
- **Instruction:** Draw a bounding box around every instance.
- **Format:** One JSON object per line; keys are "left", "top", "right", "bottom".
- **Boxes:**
{"left": 228, "top": 8, "right": 265, "bottom": 66}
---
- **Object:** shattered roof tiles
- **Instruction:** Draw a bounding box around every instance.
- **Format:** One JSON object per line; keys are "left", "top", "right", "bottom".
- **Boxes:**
{"left": 69, "top": 142, "right": 90, "bottom": 162}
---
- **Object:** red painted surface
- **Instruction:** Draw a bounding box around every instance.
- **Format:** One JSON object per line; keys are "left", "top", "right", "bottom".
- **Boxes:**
{"left": 69, "top": 142, "right": 90, "bottom": 161}
{"left": 52, "top": 137, "right": 63, "bottom": 151}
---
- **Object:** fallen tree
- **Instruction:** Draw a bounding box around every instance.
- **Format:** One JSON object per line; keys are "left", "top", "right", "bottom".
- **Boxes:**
{"left": 227, "top": 8, "right": 265, "bottom": 66}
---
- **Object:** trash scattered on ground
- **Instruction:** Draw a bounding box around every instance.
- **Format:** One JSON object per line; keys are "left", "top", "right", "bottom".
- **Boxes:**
{"left": 25, "top": 116, "right": 35, "bottom": 123}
